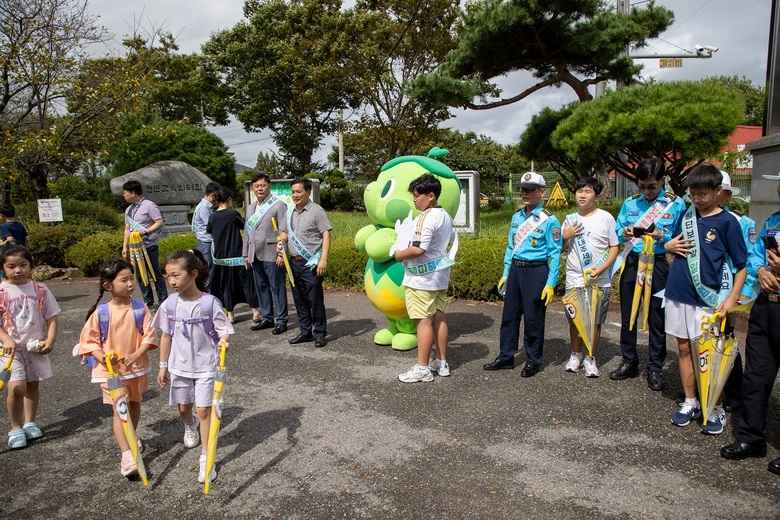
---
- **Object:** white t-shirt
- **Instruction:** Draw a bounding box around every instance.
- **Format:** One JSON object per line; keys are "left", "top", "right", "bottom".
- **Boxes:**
{"left": 2, "top": 281, "right": 61, "bottom": 345}
{"left": 402, "top": 207, "right": 454, "bottom": 291}
{"left": 564, "top": 208, "right": 619, "bottom": 288}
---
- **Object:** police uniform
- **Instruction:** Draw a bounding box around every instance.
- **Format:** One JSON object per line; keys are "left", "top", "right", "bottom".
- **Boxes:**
{"left": 722, "top": 206, "right": 758, "bottom": 406}
{"left": 728, "top": 210, "right": 780, "bottom": 454}
{"left": 496, "top": 202, "right": 562, "bottom": 368}
{"left": 614, "top": 189, "right": 686, "bottom": 374}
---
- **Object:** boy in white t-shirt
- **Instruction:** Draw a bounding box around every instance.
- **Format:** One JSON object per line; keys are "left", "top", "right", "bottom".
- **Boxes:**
{"left": 394, "top": 174, "right": 455, "bottom": 383}
{"left": 561, "top": 177, "right": 619, "bottom": 377}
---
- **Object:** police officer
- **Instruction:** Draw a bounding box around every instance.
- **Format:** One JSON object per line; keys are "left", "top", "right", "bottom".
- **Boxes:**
{"left": 484, "top": 172, "right": 562, "bottom": 377}
{"left": 721, "top": 173, "right": 780, "bottom": 477}
{"left": 611, "top": 158, "right": 686, "bottom": 390}
{"left": 717, "top": 171, "right": 757, "bottom": 413}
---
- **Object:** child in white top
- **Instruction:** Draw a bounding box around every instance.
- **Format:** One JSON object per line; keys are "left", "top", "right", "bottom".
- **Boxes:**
{"left": 395, "top": 174, "right": 455, "bottom": 383}
{"left": 153, "top": 249, "right": 233, "bottom": 484}
{"left": 0, "top": 244, "right": 60, "bottom": 449}
{"left": 78, "top": 258, "right": 158, "bottom": 477}
{"left": 561, "top": 177, "right": 619, "bottom": 377}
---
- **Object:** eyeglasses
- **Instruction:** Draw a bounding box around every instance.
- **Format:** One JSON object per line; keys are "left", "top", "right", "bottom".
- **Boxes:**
{"left": 637, "top": 184, "right": 658, "bottom": 192}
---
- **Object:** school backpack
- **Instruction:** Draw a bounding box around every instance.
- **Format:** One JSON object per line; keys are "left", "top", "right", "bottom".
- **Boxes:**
{"left": 0, "top": 282, "right": 47, "bottom": 332}
{"left": 72, "top": 298, "right": 147, "bottom": 369}
{"left": 163, "top": 292, "right": 220, "bottom": 344}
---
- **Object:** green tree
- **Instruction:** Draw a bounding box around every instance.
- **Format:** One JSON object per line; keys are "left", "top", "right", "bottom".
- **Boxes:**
{"left": 104, "top": 113, "right": 237, "bottom": 191}
{"left": 0, "top": 0, "right": 149, "bottom": 200}
{"left": 702, "top": 75, "right": 766, "bottom": 127}
{"left": 202, "top": 0, "right": 372, "bottom": 177}
{"left": 410, "top": 0, "right": 673, "bottom": 109}
{"left": 255, "top": 151, "right": 285, "bottom": 178}
{"left": 552, "top": 81, "right": 745, "bottom": 195}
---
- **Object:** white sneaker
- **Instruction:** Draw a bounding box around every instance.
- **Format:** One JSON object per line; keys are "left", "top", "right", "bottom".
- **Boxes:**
{"left": 183, "top": 415, "right": 200, "bottom": 448}
{"left": 565, "top": 352, "right": 583, "bottom": 372}
{"left": 583, "top": 356, "right": 600, "bottom": 378}
{"left": 398, "top": 364, "right": 433, "bottom": 383}
{"left": 429, "top": 358, "right": 450, "bottom": 377}
{"left": 198, "top": 453, "right": 217, "bottom": 483}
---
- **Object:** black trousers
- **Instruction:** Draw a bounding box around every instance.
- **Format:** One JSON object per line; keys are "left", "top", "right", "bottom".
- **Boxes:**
{"left": 618, "top": 251, "right": 669, "bottom": 372}
{"left": 736, "top": 292, "right": 780, "bottom": 444}
{"left": 290, "top": 257, "right": 327, "bottom": 338}
{"left": 498, "top": 263, "right": 548, "bottom": 366}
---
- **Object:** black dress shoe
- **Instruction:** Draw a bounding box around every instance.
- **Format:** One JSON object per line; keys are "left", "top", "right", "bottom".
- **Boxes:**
{"left": 251, "top": 319, "right": 274, "bottom": 331}
{"left": 769, "top": 457, "right": 780, "bottom": 476}
{"left": 647, "top": 370, "right": 663, "bottom": 391}
{"left": 610, "top": 361, "right": 639, "bottom": 380}
{"left": 288, "top": 334, "right": 314, "bottom": 345}
{"left": 272, "top": 323, "right": 288, "bottom": 335}
{"left": 483, "top": 357, "right": 514, "bottom": 371}
{"left": 520, "top": 363, "right": 541, "bottom": 378}
{"left": 314, "top": 336, "right": 327, "bottom": 348}
{"left": 720, "top": 440, "right": 767, "bottom": 460}
{"left": 723, "top": 396, "right": 742, "bottom": 414}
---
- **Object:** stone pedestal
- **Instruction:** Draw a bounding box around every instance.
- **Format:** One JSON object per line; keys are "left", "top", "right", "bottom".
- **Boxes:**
{"left": 159, "top": 205, "right": 192, "bottom": 235}
{"left": 746, "top": 134, "right": 780, "bottom": 227}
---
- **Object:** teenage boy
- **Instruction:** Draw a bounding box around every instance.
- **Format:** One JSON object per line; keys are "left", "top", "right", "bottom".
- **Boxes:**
{"left": 716, "top": 171, "right": 757, "bottom": 413}
{"left": 395, "top": 174, "right": 455, "bottom": 383}
{"left": 192, "top": 182, "right": 220, "bottom": 288}
{"left": 721, "top": 173, "right": 780, "bottom": 476}
{"left": 612, "top": 158, "right": 686, "bottom": 390}
{"left": 484, "top": 172, "right": 562, "bottom": 377}
{"left": 285, "top": 179, "right": 332, "bottom": 348}
{"left": 561, "top": 177, "right": 619, "bottom": 378}
{"left": 0, "top": 204, "right": 29, "bottom": 245}
{"left": 121, "top": 180, "right": 167, "bottom": 309}
{"left": 664, "top": 164, "right": 747, "bottom": 434}
{"left": 242, "top": 172, "right": 289, "bottom": 335}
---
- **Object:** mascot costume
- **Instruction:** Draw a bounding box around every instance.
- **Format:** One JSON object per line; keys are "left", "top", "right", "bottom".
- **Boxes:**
{"left": 355, "top": 148, "right": 461, "bottom": 351}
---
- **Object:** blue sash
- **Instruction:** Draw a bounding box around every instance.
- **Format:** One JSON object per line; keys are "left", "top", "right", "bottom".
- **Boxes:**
{"left": 246, "top": 195, "right": 279, "bottom": 234}
{"left": 191, "top": 200, "right": 210, "bottom": 236}
{"left": 126, "top": 205, "right": 161, "bottom": 240}
{"left": 682, "top": 206, "right": 729, "bottom": 309}
{"left": 287, "top": 207, "right": 321, "bottom": 269}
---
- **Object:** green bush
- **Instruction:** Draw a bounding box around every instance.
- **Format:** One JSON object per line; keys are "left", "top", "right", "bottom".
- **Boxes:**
{"left": 65, "top": 231, "right": 124, "bottom": 275}
{"left": 450, "top": 237, "right": 505, "bottom": 301}
{"left": 17, "top": 200, "right": 123, "bottom": 229}
{"left": 159, "top": 233, "right": 199, "bottom": 262}
{"left": 49, "top": 176, "right": 97, "bottom": 201}
{"left": 26, "top": 223, "right": 105, "bottom": 267}
{"left": 324, "top": 235, "right": 368, "bottom": 290}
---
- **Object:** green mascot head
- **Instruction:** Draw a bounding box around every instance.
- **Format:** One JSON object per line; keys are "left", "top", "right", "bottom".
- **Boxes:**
{"left": 364, "top": 147, "right": 461, "bottom": 225}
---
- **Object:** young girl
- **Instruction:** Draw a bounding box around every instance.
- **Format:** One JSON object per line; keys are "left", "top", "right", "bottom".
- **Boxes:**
{"left": 0, "top": 244, "right": 60, "bottom": 449}
{"left": 153, "top": 249, "right": 233, "bottom": 484}
{"left": 78, "top": 258, "right": 158, "bottom": 477}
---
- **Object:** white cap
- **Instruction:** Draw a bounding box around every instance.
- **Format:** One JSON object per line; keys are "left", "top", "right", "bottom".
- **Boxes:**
{"left": 520, "top": 172, "right": 546, "bottom": 189}
{"left": 720, "top": 170, "right": 740, "bottom": 195}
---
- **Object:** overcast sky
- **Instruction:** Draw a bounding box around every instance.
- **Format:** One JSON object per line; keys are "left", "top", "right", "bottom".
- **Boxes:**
{"left": 88, "top": 0, "right": 773, "bottom": 168}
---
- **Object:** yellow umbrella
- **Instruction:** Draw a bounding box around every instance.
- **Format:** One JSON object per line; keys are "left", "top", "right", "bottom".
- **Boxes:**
{"left": 696, "top": 313, "right": 738, "bottom": 425}
{"left": 106, "top": 352, "right": 148, "bottom": 485}
{"left": 0, "top": 348, "right": 13, "bottom": 391}
{"left": 271, "top": 217, "right": 294, "bottom": 288}
{"left": 204, "top": 342, "right": 228, "bottom": 494}
{"left": 640, "top": 237, "right": 655, "bottom": 331}
{"left": 561, "top": 272, "right": 604, "bottom": 357}
{"left": 127, "top": 231, "right": 157, "bottom": 286}
{"left": 629, "top": 236, "right": 653, "bottom": 331}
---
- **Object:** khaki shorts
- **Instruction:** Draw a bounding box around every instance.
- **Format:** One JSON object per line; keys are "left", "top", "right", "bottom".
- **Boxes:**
{"left": 405, "top": 287, "right": 447, "bottom": 320}
{"left": 100, "top": 375, "right": 150, "bottom": 404}
{"left": 2, "top": 350, "right": 53, "bottom": 384}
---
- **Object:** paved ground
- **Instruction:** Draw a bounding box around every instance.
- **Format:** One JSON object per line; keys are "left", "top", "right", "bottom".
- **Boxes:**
{"left": 1, "top": 278, "right": 779, "bottom": 519}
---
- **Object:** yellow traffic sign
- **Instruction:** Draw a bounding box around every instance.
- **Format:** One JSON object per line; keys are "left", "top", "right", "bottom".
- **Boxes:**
{"left": 546, "top": 181, "right": 568, "bottom": 208}
{"left": 659, "top": 58, "right": 683, "bottom": 68}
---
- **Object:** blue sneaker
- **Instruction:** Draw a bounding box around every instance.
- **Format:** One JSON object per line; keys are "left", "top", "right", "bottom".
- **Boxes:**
{"left": 700, "top": 407, "right": 727, "bottom": 435}
{"left": 23, "top": 422, "right": 43, "bottom": 440}
{"left": 8, "top": 429, "right": 27, "bottom": 449}
{"left": 671, "top": 401, "right": 701, "bottom": 427}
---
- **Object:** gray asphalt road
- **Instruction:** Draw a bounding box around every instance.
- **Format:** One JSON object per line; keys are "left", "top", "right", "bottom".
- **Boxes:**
{"left": 1, "top": 279, "right": 778, "bottom": 519}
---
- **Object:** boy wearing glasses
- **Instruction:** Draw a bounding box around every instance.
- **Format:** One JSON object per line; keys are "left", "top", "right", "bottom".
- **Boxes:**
{"left": 663, "top": 164, "right": 747, "bottom": 433}
{"left": 611, "top": 158, "right": 686, "bottom": 390}
{"left": 484, "top": 172, "right": 562, "bottom": 377}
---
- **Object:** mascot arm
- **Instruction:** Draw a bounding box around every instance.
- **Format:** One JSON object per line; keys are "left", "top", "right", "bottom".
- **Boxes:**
{"left": 355, "top": 224, "right": 379, "bottom": 253}
{"left": 365, "top": 227, "right": 398, "bottom": 263}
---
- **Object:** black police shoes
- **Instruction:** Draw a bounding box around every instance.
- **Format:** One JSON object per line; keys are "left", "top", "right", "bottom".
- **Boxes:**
{"left": 272, "top": 323, "right": 288, "bottom": 335}
{"left": 520, "top": 363, "right": 541, "bottom": 378}
{"left": 251, "top": 319, "right": 274, "bottom": 331}
{"left": 314, "top": 336, "right": 327, "bottom": 348}
{"left": 483, "top": 357, "right": 514, "bottom": 371}
{"left": 769, "top": 457, "right": 780, "bottom": 476}
{"left": 647, "top": 370, "right": 663, "bottom": 391}
{"left": 720, "top": 440, "right": 767, "bottom": 460}
{"left": 610, "top": 362, "right": 639, "bottom": 380}
{"left": 288, "top": 334, "right": 314, "bottom": 345}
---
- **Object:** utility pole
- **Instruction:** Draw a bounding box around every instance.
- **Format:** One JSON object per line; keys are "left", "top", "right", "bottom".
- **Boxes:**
{"left": 338, "top": 110, "right": 345, "bottom": 173}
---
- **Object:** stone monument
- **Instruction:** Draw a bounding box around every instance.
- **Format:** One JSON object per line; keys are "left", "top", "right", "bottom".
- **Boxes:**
{"left": 110, "top": 160, "right": 214, "bottom": 235}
